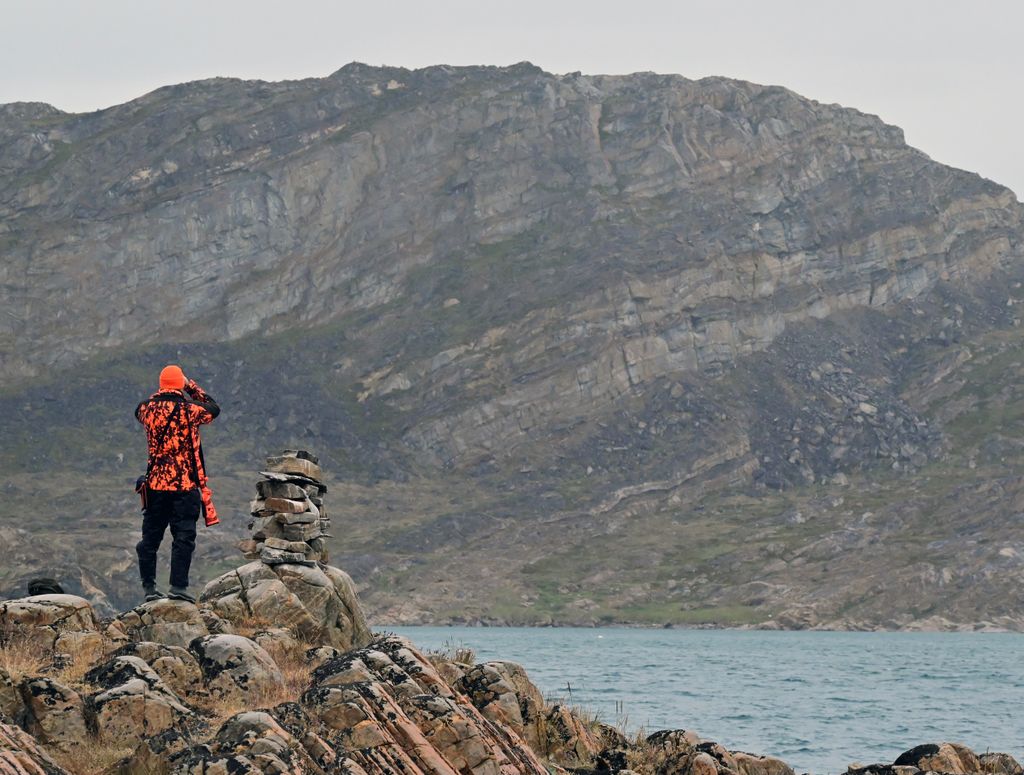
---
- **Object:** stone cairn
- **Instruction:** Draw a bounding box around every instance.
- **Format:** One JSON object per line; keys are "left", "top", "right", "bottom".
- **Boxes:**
{"left": 241, "top": 450, "right": 330, "bottom": 566}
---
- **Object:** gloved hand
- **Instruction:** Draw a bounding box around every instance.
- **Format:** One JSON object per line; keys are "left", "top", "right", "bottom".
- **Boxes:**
{"left": 201, "top": 485, "right": 219, "bottom": 526}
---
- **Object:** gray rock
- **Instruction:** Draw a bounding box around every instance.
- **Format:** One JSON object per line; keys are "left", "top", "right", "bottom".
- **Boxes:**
{"left": 263, "top": 537, "right": 314, "bottom": 554}
{"left": 0, "top": 594, "right": 101, "bottom": 653}
{"left": 265, "top": 456, "right": 323, "bottom": 482}
{"left": 168, "top": 710, "right": 330, "bottom": 774}
{"left": 282, "top": 523, "right": 321, "bottom": 542}
{"left": 19, "top": 677, "right": 88, "bottom": 749}
{"left": 109, "top": 641, "right": 204, "bottom": 699}
{"left": 260, "top": 546, "right": 312, "bottom": 565}
{"left": 252, "top": 627, "right": 301, "bottom": 656}
{"left": 86, "top": 655, "right": 198, "bottom": 745}
{"left": 256, "top": 480, "right": 308, "bottom": 500}
{"left": 189, "top": 634, "right": 283, "bottom": 703}
{"left": 250, "top": 515, "right": 285, "bottom": 540}
{"left": 275, "top": 511, "right": 318, "bottom": 525}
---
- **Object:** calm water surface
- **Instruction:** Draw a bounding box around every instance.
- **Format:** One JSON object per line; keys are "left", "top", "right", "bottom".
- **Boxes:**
{"left": 389, "top": 627, "right": 1023, "bottom": 775}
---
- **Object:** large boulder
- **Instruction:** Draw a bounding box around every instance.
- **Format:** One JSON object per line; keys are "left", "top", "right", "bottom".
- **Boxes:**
{"left": 19, "top": 677, "right": 88, "bottom": 750}
{"left": 895, "top": 744, "right": 982, "bottom": 774}
{"left": 0, "top": 719, "right": 71, "bottom": 775}
{"left": 200, "top": 562, "right": 372, "bottom": 649}
{"left": 188, "top": 634, "right": 284, "bottom": 704}
{"left": 0, "top": 595, "right": 102, "bottom": 654}
{"left": 85, "top": 655, "right": 198, "bottom": 745}
{"left": 107, "top": 599, "right": 210, "bottom": 649}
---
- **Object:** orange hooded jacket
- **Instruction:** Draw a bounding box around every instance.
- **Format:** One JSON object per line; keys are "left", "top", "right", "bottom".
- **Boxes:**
{"left": 136, "top": 380, "right": 220, "bottom": 524}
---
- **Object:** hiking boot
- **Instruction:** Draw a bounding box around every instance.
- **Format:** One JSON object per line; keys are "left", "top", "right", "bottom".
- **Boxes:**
{"left": 168, "top": 587, "right": 196, "bottom": 604}
{"left": 143, "top": 586, "right": 165, "bottom": 602}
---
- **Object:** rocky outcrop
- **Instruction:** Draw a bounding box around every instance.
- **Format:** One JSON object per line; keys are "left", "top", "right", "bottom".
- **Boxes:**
{"left": 979, "top": 753, "right": 1024, "bottom": 775}
{"left": 538, "top": 703, "right": 606, "bottom": 768}
{"left": 457, "top": 661, "right": 547, "bottom": 751}
{"left": 0, "top": 719, "right": 70, "bottom": 775}
{"left": 0, "top": 596, "right": 102, "bottom": 654}
{"left": 302, "top": 635, "right": 550, "bottom": 774}
{"left": 201, "top": 561, "right": 371, "bottom": 649}
{"left": 1, "top": 587, "right": 1022, "bottom": 775}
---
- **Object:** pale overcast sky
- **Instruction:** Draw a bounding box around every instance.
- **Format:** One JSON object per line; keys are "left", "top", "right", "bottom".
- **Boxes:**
{"left": 2, "top": 0, "right": 1021, "bottom": 196}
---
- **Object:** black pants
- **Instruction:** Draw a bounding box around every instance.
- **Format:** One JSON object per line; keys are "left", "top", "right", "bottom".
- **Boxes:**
{"left": 136, "top": 488, "right": 201, "bottom": 590}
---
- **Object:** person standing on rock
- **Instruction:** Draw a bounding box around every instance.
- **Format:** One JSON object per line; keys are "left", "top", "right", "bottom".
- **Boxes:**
{"left": 135, "top": 365, "right": 220, "bottom": 603}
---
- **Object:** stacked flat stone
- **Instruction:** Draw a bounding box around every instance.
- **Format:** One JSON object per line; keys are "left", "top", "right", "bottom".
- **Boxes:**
{"left": 243, "top": 450, "right": 330, "bottom": 566}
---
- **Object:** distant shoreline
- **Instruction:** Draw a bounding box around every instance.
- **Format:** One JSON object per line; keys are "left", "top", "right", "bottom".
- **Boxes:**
{"left": 376, "top": 620, "right": 1024, "bottom": 633}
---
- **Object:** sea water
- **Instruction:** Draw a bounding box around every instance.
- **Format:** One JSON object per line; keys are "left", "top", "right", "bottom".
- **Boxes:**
{"left": 389, "top": 626, "right": 1023, "bottom": 774}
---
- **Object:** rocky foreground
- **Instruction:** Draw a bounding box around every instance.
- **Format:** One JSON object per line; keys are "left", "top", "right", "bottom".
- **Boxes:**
{"left": 0, "top": 560, "right": 1018, "bottom": 774}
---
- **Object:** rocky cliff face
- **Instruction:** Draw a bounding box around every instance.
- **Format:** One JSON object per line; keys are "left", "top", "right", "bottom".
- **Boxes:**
{"left": 2, "top": 63, "right": 1024, "bottom": 628}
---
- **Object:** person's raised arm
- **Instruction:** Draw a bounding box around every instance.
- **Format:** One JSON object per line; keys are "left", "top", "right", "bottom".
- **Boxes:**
{"left": 184, "top": 378, "right": 220, "bottom": 423}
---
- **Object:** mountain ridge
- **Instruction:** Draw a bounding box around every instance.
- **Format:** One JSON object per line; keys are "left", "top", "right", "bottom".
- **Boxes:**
{"left": 2, "top": 62, "right": 1023, "bottom": 628}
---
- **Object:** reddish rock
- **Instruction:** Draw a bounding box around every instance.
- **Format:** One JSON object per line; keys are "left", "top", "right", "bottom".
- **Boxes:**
{"left": 0, "top": 719, "right": 71, "bottom": 774}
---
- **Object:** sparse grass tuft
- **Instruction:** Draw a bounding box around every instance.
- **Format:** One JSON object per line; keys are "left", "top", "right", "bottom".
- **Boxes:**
{"left": 568, "top": 702, "right": 605, "bottom": 732}
{"left": 196, "top": 679, "right": 301, "bottom": 733}
{"left": 0, "top": 630, "right": 116, "bottom": 691}
{"left": 227, "top": 615, "right": 276, "bottom": 639}
{"left": 50, "top": 740, "right": 134, "bottom": 775}
{"left": 427, "top": 638, "right": 476, "bottom": 666}
{"left": 0, "top": 633, "right": 48, "bottom": 681}
{"left": 624, "top": 727, "right": 658, "bottom": 770}
{"left": 48, "top": 637, "right": 116, "bottom": 689}
{"left": 260, "top": 637, "right": 315, "bottom": 702}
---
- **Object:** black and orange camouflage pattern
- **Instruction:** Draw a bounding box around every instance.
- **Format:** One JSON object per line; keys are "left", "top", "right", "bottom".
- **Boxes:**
{"left": 135, "top": 382, "right": 218, "bottom": 491}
